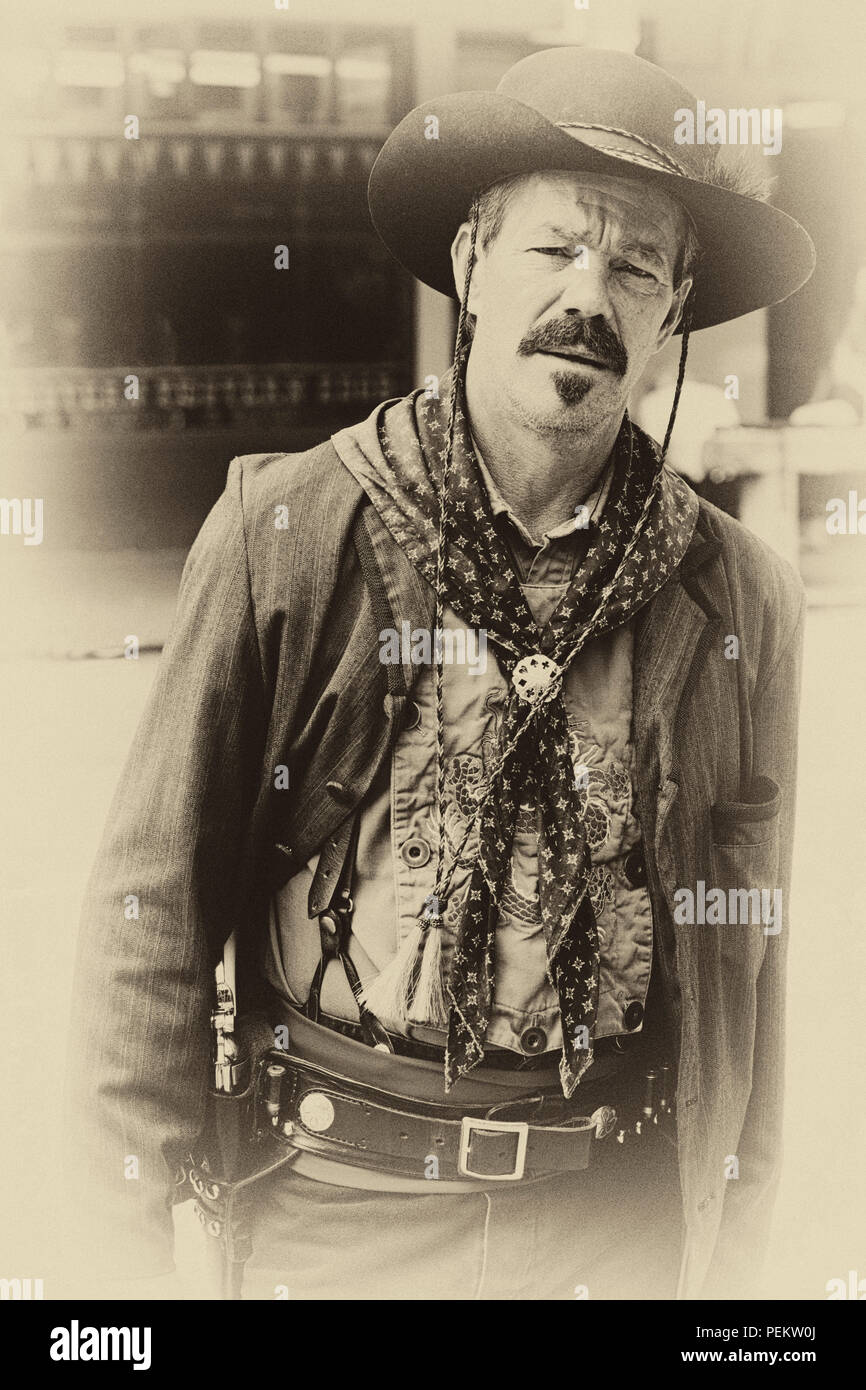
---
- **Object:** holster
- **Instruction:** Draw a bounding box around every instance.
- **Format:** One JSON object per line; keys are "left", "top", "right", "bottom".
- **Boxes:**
{"left": 178, "top": 1012, "right": 299, "bottom": 1299}
{"left": 180, "top": 803, "right": 367, "bottom": 1298}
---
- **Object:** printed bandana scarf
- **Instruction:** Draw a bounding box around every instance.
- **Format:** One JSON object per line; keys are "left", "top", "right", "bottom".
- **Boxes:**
{"left": 347, "top": 366, "right": 698, "bottom": 1096}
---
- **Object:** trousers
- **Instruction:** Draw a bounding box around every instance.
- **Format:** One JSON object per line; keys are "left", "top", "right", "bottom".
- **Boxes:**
{"left": 240, "top": 1126, "right": 682, "bottom": 1301}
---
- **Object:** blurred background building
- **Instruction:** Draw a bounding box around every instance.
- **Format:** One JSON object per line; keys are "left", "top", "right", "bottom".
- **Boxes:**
{"left": 0, "top": 0, "right": 863, "bottom": 614}
{"left": 0, "top": 0, "right": 864, "bottom": 1301}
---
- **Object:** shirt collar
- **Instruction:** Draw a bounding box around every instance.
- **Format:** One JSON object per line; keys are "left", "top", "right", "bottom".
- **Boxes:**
{"left": 469, "top": 431, "right": 615, "bottom": 550}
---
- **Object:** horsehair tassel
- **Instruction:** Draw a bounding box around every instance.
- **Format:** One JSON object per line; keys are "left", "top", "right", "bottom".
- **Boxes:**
{"left": 408, "top": 914, "right": 448, "bottom": 1026}
{"left": 360, "top": 920, "right": 425, "bottom": 1025}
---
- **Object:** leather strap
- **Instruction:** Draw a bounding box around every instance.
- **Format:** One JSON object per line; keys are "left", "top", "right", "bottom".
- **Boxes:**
{"left": 353, "top": 505, "right": 409, "bottom": 697}
{"left": 274, "top": 991, "right": 647, "bottom": 1076}
{"left": 305, "top": 811, "right": 394, "bottom": 1052}
{"left": 267, "top": 1054, "right": 622, "bottom": 1182}
{"left": 294, "top": 1006, "right": 565, "bottom": 1071}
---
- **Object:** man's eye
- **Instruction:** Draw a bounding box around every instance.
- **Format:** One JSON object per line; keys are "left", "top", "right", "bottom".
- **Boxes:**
{"left": 532, "top": 247, "right": 571, "bottom": 257}
{"left": 616, "top": 261, "right": 657, "bottom": 281}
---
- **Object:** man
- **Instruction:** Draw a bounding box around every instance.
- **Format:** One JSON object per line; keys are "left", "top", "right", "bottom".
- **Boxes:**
{"left": 68, "top": 47, "right": 814, "bottom": 1301}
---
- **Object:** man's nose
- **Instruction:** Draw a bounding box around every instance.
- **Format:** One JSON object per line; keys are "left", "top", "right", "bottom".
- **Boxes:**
{"left": 555, "top": 251, "right": 613, "bottom": 320}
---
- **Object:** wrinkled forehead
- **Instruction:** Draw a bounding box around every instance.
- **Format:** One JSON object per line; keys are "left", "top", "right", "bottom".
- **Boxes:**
{"left": 494, "top": 169, "right": 689, "bottom": 260}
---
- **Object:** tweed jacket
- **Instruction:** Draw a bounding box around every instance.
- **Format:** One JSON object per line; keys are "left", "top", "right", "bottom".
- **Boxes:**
{"left": 68, "top": 413, "right": 805, "bottom": 1300}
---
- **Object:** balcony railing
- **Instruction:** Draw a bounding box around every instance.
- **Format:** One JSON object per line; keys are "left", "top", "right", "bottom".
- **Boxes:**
{"left": 0, "top": 128, "right": 386, "bottom": 187}
{"left": 0, "top": 128, "right": 391, "bottom": 241}
{"left": 0, "top": 362, "right": 406, "bottom": 431}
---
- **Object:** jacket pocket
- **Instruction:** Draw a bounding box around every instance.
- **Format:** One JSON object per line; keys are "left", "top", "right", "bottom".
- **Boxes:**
{"left": 708, "top": 776, "right": 783, "bottom": 972}
{"left": 710, "top": 774, "right": 781, "bottom": 848}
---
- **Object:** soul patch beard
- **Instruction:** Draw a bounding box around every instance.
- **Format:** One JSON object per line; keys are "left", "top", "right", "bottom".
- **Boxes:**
{"left": 550, "top": 367, "right": 595, "bottom": 406}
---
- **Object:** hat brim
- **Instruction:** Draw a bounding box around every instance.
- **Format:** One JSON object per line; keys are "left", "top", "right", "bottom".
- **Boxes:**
{"left": 368, "top": 91, "right": 816, "bottom": 332}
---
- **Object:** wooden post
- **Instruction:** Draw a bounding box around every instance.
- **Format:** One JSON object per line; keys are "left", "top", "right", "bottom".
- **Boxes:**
{"left": 411, "top": 11, "right": 458, "bottom": 388}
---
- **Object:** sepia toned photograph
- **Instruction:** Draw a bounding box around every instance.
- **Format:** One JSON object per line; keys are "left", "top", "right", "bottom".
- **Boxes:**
{"left": 1, "top": 0, "right": 864, "bottom": 1344}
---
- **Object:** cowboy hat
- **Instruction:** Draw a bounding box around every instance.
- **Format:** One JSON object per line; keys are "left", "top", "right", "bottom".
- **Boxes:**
{"left": 368, "top": 46, "right": 815, "bottom": 331}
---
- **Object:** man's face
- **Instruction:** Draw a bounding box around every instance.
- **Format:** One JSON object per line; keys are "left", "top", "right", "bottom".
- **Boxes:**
{"left": 453, "top": 170, "right": 692, "bottom": 435}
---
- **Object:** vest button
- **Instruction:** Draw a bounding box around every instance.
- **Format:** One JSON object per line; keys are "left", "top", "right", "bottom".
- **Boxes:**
{"left": 401, "top": 836, "right": 431, "bottom": 867}
{"left": 404, "top": 700, "right": 422, "bottom": 730}
{"left": 623, "top": 1000, "right": 644, "bottom": 1030}
{"left": 520, "top": 1026, "right": 547, "bottom": 1054}
{"left": 624, "top": 848, "right": 647, "bottom": 887}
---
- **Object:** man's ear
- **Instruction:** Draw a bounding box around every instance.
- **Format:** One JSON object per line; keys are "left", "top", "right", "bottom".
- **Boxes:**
{"left": 655, "top": 276, "right": 693, "bottom": 352}
{"left": 450, "top": 221, "right": 482, "bottom": 315}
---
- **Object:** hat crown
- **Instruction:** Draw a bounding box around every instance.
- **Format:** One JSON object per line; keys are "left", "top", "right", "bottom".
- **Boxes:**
{"left": 497, "top": 47, "right": 701, "bottom": 176}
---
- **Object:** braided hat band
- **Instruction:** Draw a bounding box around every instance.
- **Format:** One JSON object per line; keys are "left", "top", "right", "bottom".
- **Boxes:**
{"left": 554, "top": 121, "right": 693, "bottom": 178}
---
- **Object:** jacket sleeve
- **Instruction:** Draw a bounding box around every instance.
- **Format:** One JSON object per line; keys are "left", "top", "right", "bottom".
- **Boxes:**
{"left": 65, "top": 458, "right": 269, "bottom": 1286}
{"left": 703, "top": 584, "right": 806, "bottom": 1297}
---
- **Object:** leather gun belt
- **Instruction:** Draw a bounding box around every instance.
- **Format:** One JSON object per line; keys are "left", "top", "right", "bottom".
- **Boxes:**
{"left": 260, "top": 1051, "right": 627, "bottom": 1183}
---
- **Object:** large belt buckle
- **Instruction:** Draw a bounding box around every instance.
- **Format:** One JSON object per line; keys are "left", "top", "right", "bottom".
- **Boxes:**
{"left": 458, "top": 1116, "right": 530, "bottom": 1181}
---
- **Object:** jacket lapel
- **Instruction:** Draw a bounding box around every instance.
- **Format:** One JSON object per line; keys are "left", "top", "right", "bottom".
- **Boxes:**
{"left": 634, "top": 509, "right": 724, "bottom": 875}
{"left": 359, "top": 502, "right": 436, "bottom": 695}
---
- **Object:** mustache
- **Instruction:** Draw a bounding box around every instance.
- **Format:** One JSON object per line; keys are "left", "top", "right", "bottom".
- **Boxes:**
{"left": 517, "top": 318, "right": 628, "bottom": 376}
